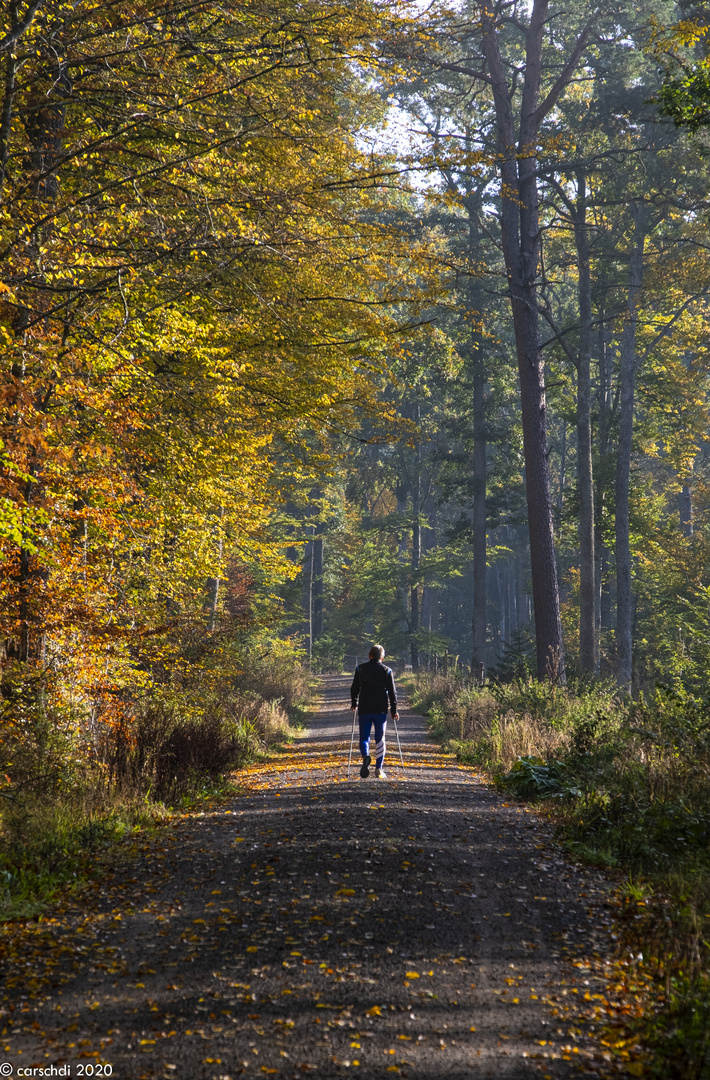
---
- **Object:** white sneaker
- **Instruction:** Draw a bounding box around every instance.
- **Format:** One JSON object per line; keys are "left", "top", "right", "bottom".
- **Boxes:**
{"left": 375, "top": 767, "right": 387, "bottom": 779}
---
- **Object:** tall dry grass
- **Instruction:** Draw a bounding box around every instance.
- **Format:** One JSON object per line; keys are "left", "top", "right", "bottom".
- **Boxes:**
{"left": 412, "top": 671, "right": 710, "bottom": 1079}
{"left": 1, "top": 654, "right": 310, "bottom": 919}
{"left": 414, "top": 676, "right": 570, "bottom": 770}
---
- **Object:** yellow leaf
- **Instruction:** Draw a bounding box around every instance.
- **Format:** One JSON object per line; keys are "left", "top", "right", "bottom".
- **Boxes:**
{"left": 366, "top": 1006, "right": 381, "bottom": 1017}
{"left": 405, "top": 972, "right": 419, "bottom": 978}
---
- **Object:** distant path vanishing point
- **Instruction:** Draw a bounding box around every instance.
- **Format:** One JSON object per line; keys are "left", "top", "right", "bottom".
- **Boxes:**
{"left": 1, "top": 675, "right": 622, "bottom": 1079}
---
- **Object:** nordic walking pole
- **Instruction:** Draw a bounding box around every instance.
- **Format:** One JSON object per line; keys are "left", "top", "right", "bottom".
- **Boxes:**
{"left": 347, "top": 709, "right": 357, "bottom": 779}
{"left": 392, "top": 712, "right": 405, "bottom": 776}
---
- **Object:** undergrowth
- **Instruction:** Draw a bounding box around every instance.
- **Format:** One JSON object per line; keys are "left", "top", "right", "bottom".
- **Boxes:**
{"left": 0, "top": 653, "right": 310, "bottom": 921}
{"left": 411, "top": 672, "right": 710, "bottom": 1079}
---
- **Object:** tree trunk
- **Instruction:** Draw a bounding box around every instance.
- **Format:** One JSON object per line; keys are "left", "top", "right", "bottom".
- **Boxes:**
{"left": 312, "top": 535, "right": 324, "bottom": 640}
{"left": 410, "top": 431, "right": 421, "bottom": 669}
{"left": 0, "top": 52, "right": 16, "bottom": 187}
{"left": 516, "top": 533, "right": 530, "bottom": 627}
{"left": 481, "top": 0, "right": 570, "bottom": 681}
{"left": 395, "top": 480, "right": 409, "bottom": 634}
{"left": 573, "top": 172, "right": 597, "bottom": 672}
{"left": 557, "top": 418, "right": 567, "bottom": 517}
{"left": 471, "top": 333, "right": 487, "bottom": 677}
{"left": 595, "top": 317, "right": 611, "bottom": 671}
{"left": 18, "top": 539, "right": 30, "bottom": 663}
{"left": 504, "top": 551, "right": 513, "bottom": 640}
{"left": 307, "top": 530, "right": 314, "bottom": 660}
{"left": 679, "top": 485, "right": 693, "bottom": 537}
{"left": 209, "top": 507, "right": 224, "bottom": 633}
{"left": 615, "top": 208, "right": 646, "bottom": 692}
{"left": 421, "top": 500, "right": 437, "bottom": 638}
{"left": 495, "top": 562, "right": 503, "bottom": 655}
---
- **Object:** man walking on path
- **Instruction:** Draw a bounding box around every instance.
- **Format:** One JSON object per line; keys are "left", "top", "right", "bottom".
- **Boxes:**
{"left": 351, "top": 645, "right": 399, "bottom": 779}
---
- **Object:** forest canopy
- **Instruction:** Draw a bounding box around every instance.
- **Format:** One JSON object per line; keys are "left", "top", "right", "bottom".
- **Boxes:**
{"left": 3, "top": 0, "right": 710, "bottom": 771}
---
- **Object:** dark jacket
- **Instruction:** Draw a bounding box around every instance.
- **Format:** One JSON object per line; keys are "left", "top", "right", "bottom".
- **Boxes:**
{"left": 351, "top": 659, "right": 397, "bottom": 716}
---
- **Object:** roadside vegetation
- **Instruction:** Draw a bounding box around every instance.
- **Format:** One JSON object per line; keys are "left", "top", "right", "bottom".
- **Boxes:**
{"left": 0, "top": 651, "right": 309, "bottom": 922}
{"left": 411, "top": 671, "right": 710, "bottom": 1078}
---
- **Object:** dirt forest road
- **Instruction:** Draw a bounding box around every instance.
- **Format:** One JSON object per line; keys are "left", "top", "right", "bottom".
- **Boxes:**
{"left": 1, "top": 676, "right": 627, "bottom": 1080}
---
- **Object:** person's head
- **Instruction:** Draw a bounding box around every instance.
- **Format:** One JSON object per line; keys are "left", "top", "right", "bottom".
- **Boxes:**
{"left": 368, "top": 644, "right": 385, "bottom": 661}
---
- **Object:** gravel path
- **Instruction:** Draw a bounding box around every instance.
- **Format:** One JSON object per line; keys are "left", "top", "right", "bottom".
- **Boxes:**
{"left": 0, "top": 677, "right": 623, "bottom": 1080}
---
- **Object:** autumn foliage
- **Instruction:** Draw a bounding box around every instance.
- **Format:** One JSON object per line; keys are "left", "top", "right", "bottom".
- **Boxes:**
{"left": 0, "top": 0, "right": 419, "bottom": 796}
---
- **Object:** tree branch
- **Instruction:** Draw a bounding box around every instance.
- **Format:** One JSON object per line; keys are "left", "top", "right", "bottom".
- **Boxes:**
{"left": 0, "top": 0, "right": 43, "bottom": 54}
{"left": 427, "top": 58, "right": 493, "bottom": 85}
{"left": 530, "top": 14, "right": 598, "bottom": 129}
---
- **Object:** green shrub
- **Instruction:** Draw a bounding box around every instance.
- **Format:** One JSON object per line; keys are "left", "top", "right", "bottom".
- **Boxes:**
{"left": 500, "top": 755, "right": 582, "bottom": 800}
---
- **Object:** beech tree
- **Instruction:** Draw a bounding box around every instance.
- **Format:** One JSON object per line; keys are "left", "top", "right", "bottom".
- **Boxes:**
{"left": 0, "top": 0, "right": 428, "bottom": 708}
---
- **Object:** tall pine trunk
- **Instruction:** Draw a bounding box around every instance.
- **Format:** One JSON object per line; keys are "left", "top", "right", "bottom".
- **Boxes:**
{"left": 471, "top": 334, "right": 487, "bottom": 678}
{"left": 615, "top": 208, "right": 646, "bottom": 692}
{"left": 410, "top": 426, "right": 421, "bottom": 669}
{"left": 573, "top": 172, "right": 596, "bottom": 671}
{"left": 480, "top": 0, "right": 593, "bottom": 680}
{"left": 596, "top": 316, "right": 612, "bottom": 668}
{"left": 421, "top": 501, "right": 437, "bottom": 640}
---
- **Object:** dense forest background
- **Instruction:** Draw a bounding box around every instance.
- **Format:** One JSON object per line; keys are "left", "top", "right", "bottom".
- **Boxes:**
{"left": 287, "top": 0, "right": 710, "bottom": 697}
{"left": 3, "top": 0, "right": 710, "bottom": 785}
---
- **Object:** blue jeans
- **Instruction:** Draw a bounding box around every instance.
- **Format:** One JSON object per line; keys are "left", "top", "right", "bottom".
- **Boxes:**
{"left": 359, "top": 713, "right": 387, "bottom": 769}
